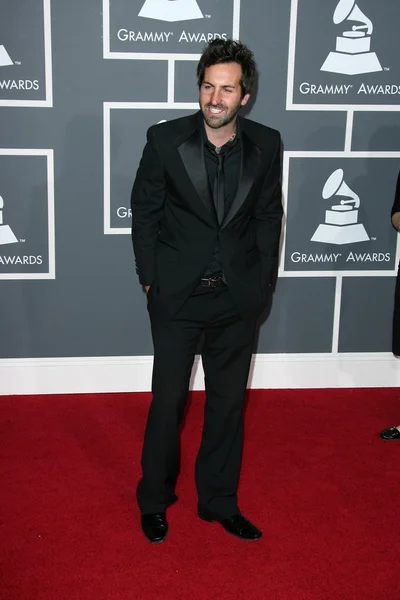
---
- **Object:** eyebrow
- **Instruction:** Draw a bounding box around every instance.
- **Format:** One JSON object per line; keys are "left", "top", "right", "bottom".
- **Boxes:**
{"left": 202, "top": 80, "right": 236, "bottom": 89}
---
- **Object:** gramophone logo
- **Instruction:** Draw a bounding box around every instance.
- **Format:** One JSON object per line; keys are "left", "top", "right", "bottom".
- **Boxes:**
{"left": 0, "top": 44, "right": 13, "bottom": 67}
{"left": 0, "top": 195, "right": 18, "bottom": 245}
{"left": 311, "top": 169, "right": 369, "bottom": 245}
{"left": 321, "top": 0, "right": 382, "bottom": 75}
{"left": 138, "top": 0, "right": 204, "bottom": 22}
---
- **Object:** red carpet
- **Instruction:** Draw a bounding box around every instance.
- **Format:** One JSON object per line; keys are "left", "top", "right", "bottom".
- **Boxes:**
{"left": 1, "top": 388, "right": 399, "bottom": 600}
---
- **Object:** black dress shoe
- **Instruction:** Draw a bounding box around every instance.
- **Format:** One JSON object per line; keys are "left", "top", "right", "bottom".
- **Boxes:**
{"left": 380, "top": 426, "right": 400, "bottom": 440}
{"left": 199, "top": 513, "right": 262, "bottom": 541}
{"left": 141, "top": 513, "right": 168, "bottom": 544}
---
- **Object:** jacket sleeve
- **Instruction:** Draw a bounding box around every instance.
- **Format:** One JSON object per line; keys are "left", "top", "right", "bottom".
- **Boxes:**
{"left": 131, "top": 127, "right": 166, "bottom": 286}
{"left": 253, "top": 132, "right": 283, "bottom": 289}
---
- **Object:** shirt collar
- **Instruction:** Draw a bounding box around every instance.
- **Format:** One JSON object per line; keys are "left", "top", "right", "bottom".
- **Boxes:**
{"left": 200, "top": 113, "right": 242, "bottom": 150}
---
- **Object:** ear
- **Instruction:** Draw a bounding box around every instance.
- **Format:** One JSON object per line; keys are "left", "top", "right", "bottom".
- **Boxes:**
{"left": 241, "top": 93, "right": 250, "bottom": 107}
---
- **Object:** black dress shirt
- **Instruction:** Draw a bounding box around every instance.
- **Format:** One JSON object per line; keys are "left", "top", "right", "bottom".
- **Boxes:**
{"left": 202, "top": 118, "right": 242, "bottom": 276}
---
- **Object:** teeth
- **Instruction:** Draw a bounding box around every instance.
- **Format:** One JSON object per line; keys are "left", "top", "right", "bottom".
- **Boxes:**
{"left": 210, "top": 108, "right": 223, "bottom": 114}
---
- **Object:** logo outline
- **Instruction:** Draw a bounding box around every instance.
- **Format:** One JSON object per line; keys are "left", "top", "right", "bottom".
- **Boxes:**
{"left": 103, "top": 102, "right": 197, "bottom": 235}
{"left": 103, "top": 0, "right": 240, "bottom": 60}
{"left": 138, "top": 0, "right": 204, "bottom": 23}
{"left": 0, "top": 149, "right": 55, "bottom": 280}
{"left": 280, "top": 151, "right": 400, "bottom": 277}
{"left": 0, "top": 194, "right": 19, "bottom": 245}
{"left": 286, "top": 0, "right": 399, "bottom": 111}
{"left": 320, "top": 0, "right": 382, "bottom": 76}
{"left": 0, "top": 0, "right": 53, "bottom": 108}
{"left": 0, "top": 44, "right": 13, "bottom": 67}
{"left": 311, "top": 168, "right": 370, "bottom": 245}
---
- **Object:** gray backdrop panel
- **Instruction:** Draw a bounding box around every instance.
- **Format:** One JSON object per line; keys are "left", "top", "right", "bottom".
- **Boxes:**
{"left": 339, "top": 277, "right": 396, "bottom": 352}
{"left": 0, "top": 0, "right": 399, "bottom": 359}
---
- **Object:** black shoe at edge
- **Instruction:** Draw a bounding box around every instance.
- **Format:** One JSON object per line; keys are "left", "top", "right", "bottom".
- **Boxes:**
{"left": 380, "top": 426, "right": 400, "bottom": 440}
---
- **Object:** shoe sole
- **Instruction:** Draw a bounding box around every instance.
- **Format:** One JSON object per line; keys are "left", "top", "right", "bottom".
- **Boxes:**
{"left": 143, "top": 529, "right": 168, "bottom": 544}
{"left": 148, "top": 534, "right": 168, "bottom": 544}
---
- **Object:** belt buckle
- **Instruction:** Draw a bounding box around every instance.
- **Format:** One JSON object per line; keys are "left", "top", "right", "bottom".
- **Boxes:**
{"left": 210, "top": 276, "right": 221, "bottom": 288}
{"left": 200, "top": 274, "right": 223, "bottom": 288}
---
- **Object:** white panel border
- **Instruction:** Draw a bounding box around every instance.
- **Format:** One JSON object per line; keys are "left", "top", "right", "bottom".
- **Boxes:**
{"left": 280, "top": 151, "right": 400, "bottom": 278}
{"left": 1, "top": 353, "right": 399, "bottom": 395}
{"left": 103, "top": 102, "right": 198, "bottom": 235}
{"left": 103, "top": 0, "right": 241, "bottom": 61}
{"left": 286, "top": 0, "right": 400, "bottom": 112}
{"left": 0, "top": 0, "right": 53, "bottom": 108}
{"left": 0, "top": 148, "right": 55, "bottom": 280}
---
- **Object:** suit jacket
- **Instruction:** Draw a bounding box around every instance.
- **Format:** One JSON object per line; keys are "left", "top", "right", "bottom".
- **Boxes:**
{"left": 391, "top": 170, "right": 400, "bottom": 219}
{"left": 131, "top": 111, "right": 283, "bottom": 320}
{"left": 392, "top": 171, "right": 400, "bottom": 354}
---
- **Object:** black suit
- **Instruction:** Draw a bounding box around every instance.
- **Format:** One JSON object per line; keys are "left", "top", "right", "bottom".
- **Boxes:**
{"left": 391, "top": 171, "right": 400, "bottom": 355}
{"left": 131, "top": 111, "right": 282, "bottom": 518}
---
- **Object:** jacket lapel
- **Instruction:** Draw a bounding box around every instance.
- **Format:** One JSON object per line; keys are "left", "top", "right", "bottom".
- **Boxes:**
{"left": 176, "top": 114, "right": 261, "bottom": 228}
{"left": 221, "top": 131, "right": 261, "bottom": 229}
{"left": 177, "top": 127, "right": 216, "bottom": 223}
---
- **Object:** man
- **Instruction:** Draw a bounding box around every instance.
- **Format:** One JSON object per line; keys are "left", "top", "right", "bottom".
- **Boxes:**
{"left": 131, "top": 39, "right": 282, "bottom": 543}
{"left": 380, "top": 170, "right": 400, "bottom": 440}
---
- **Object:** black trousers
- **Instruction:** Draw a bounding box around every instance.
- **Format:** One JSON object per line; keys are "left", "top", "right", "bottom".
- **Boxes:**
{"left": 136, "top": 284, "right": 258, "bottom": 519}
{"left": 393, "top": 262, "right": 400, "bottom": 356}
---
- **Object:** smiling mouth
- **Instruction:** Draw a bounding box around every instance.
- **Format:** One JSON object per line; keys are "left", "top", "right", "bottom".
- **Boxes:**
{"left": 207, "top": 106, "right": 225, "bottom": 116}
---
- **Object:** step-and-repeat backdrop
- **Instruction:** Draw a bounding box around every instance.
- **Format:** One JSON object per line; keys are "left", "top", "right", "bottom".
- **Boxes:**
{"left": 0, "top": 0, "right": 399, "bottom": 362}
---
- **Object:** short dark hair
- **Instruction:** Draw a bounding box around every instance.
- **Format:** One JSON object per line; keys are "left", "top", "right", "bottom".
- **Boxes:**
{"left": 197, "top": 39, "right": 257, "bottom": 98}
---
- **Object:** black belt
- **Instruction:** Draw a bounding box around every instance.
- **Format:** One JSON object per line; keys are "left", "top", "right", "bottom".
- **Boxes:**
{"left": 199, "top": 273, "right": 227, "bottom": 289}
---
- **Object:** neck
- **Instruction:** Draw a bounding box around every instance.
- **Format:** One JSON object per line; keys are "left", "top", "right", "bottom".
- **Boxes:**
{"left": 204, "top": 118, "right": 237, "bottom": 148}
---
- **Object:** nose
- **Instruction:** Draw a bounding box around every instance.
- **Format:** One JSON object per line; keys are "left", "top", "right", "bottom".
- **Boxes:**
{"left": 210, "top": 89, "right": 222, "bottom": 105}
